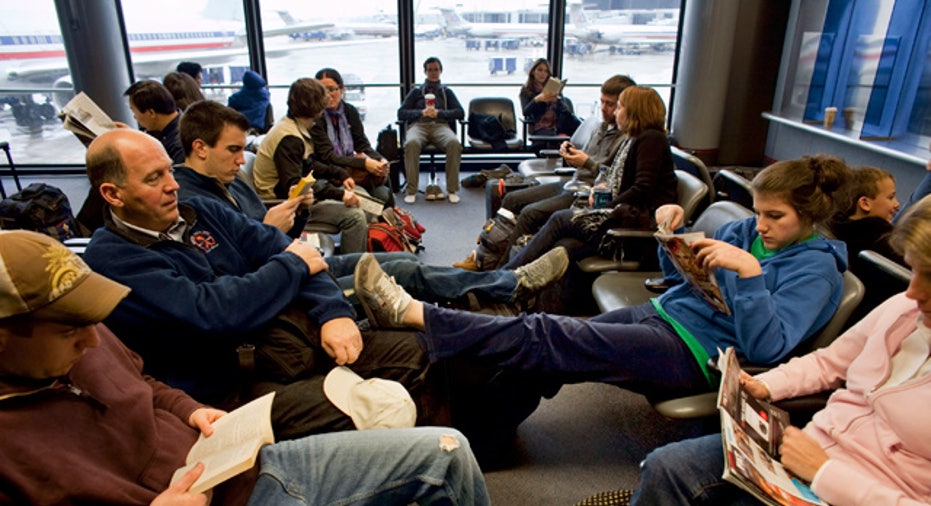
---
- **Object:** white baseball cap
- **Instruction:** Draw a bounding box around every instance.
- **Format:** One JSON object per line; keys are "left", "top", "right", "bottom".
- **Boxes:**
{"left": 323, "top": 366, "right": 417, "bottom": 430}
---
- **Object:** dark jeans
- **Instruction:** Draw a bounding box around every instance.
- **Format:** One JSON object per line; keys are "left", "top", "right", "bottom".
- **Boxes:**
{"left": 418, "top": 302, "right": 709, "bottom": 400}
{"left": 501, "top": 181, "right": 576, "bottom": 237}
{"left": 631, "top": 434, "right": 760, "bottom": 505}
{"left": 503, "top": 207, "right": 596, "bottom": 269}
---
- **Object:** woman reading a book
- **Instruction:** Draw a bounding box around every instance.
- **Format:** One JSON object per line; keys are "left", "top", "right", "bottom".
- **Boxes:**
{"left": 355, "top": 155, "right": 849, "bottom": 411}
{"left": 520, "top": 58, "right": 579, "bottom": 152}
{"left": 627, "top": 194, "right": 931, "bottom": 506}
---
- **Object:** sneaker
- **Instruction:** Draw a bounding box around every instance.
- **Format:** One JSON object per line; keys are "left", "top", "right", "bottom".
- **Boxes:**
{"left": 453, "top": 250, "right": 479, "bottom": 271}
{"left": 513, "top": 246, "right": 569, "bottom": 293}
{"left": 354, "top": 252, "right": 413, "bottom": 329}
{"left": 404, "top": 194, "right": 416, "bottom": 204}
{"left": 448, "top": 192, "right": 460, "bottom": 204}
{"left": 425, "top": 184, "right": 440, "bottom": 201}
{"left": 434, "top": 186, "right": 446, "bottom": 200}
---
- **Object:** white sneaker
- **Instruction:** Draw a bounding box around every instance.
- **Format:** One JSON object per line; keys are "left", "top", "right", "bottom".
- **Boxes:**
{"left": 403, "top": 194, "right": 416, "bottom": 204}
{"left": 448, "top": 192, "right": 460, "bottom": 204}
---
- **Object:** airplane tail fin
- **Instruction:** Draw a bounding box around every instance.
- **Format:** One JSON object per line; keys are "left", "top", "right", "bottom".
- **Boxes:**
{"left": 438, "top": 8, "right": 467, "bottom": 29}
{"left": 276, "top": 10, "right": 299, "bottom": 26}
{"left": 568, "top": 3, "right": 588, "bottom": 27}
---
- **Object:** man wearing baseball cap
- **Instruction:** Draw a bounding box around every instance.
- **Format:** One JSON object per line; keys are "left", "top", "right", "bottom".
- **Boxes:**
{"left": 0, "top": 230, "right": 489, "bottom": 505}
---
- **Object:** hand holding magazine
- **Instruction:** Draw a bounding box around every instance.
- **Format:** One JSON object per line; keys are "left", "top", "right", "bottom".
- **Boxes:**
{"left": 654, "top": 221, "right": 731, "bottom": 314}
{"left": 58, "top": 92, "right": 117, "bottom": 141}
{"left": 169, "top": 392, "right": 275, "bottom": 495}
{"left": 716, "top": 348, "right": 827, "bottom": 506}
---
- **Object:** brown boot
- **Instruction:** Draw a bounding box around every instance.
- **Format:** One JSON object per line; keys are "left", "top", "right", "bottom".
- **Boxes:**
{"left": 453, "top": 250, "right": 479, "bottom": 271}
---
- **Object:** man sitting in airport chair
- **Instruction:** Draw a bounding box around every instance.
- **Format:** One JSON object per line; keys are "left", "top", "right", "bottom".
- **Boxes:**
{"left": 0, "top": 230, "right": 490, "bottom": 506}
{"left": 456, "top": 74, "right": 635, "bottom": 270}
{"left": 173, "top": 100, "right": 569, "bottom": 316}
{"left": 81, "top": 128, "right": 427, "bottom": 440}
{"left": 398, "top": 56, "right": 465, "bottom": 204}
{"left": 124, "top": 79, "right": 185, "bottom": 164}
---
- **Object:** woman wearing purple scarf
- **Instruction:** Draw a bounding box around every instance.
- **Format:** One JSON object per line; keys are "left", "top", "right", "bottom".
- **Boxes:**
{"left": 311, "top": 68, "right": 394, "bottom": 206}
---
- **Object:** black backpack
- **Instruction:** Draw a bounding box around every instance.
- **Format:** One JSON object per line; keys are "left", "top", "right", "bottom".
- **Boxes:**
{"left": 377, "top": 124, "right": 402, "bottom": 192}
{"left": 0, "top": 183, "right": 82, "bottom": 241}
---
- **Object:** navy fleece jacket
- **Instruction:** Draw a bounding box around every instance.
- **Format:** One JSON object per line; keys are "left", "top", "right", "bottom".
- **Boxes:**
{"left": 657, "top": 216, "right": 848, "bottom": 366}
{"left": 84, "top": 197, "right": 352, "bottom": 402}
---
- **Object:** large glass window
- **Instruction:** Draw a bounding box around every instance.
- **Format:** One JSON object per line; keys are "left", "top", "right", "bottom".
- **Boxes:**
{"left": 260, "top": 1, "right": 401, "bottom": 140}
{"left": 413, "top": 1, "right": 551, "bottom": 131}
{"left": 0, "top": 2, "right": 86, "bottom": 164}
{"left": 561, "top": 1, "right": 679, "bottom": 117}
{"left": 778, "top": 0, "right": 931, "bottom": 155}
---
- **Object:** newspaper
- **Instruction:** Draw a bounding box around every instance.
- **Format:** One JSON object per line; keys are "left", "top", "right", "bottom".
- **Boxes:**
{"left": 717, "top": 348, "right": 828, "bottom": 506}
{"left": 655, "top": 221, "right": 730, "bottom": 314}
{"left": 58, "top": 92, "right": 117, "bottom": 140}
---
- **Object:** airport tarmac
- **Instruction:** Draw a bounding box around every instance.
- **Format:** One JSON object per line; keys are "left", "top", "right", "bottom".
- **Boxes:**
{"left": 0, "top": 36, "right": 674, "bottom": 165}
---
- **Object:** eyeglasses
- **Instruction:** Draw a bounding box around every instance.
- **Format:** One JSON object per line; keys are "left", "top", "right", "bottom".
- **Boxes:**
{"left": 325, "top": 86, "right": 341, "bottom": 94}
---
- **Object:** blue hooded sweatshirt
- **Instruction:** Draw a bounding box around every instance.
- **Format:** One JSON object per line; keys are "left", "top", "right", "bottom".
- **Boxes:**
{"left": 228, "top": 70, "right": 271, "bottom": 131}
{"left": 655, "top": 216, "right": 848, "bottom": 371}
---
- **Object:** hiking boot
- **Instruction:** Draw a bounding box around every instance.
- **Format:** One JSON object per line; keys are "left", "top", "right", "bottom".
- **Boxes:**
{"left": 461, "top": 173, "right": 487, "bottom": 188}
{"left": 453, "top": 250, "right": 479, "bottom": 271}
{"left": 354, "top": 253, "right": 413, "bottom": 329}
{"left": 513, "top": 246, "right": 569, "bottom": 293}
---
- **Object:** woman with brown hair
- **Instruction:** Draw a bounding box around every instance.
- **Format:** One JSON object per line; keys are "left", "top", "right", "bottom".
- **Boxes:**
{"left": 519, "top": 58, "right": 579, "bottom": 149}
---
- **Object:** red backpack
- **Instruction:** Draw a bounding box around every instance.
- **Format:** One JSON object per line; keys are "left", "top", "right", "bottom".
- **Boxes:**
{"left": 367, "top": 207, "right": 425, "bottom": 253}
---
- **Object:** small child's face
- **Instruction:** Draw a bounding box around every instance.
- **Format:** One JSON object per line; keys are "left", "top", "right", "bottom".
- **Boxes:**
{"left": 862, "top": 177, "right": 900, "bottom": 222}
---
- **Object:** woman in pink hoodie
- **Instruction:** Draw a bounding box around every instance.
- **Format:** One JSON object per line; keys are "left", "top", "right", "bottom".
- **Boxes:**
{"left": 629, "top": 194, "right": 931, "bottom": 506}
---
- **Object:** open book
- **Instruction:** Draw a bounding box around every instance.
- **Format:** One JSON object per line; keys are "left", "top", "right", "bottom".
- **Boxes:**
{"left": 655, "top": 223, "right": 730, "bottom": 314}
{"left": 354, "top": 190, "right": 386, "bottom": 216}
{"left": 58, "top": 91, "right": 117, "bottom": 141}
{"left": 717, "top": 348, "right": 827, "bottom": 506}
{"left": 169, "top": 392, "right": 276, "bottom": 495}
{"left": 288, "top": 173, "right": 317, "bottom": 200}
{"left": 543, "top": 76, "right": 566, "bottom": 95}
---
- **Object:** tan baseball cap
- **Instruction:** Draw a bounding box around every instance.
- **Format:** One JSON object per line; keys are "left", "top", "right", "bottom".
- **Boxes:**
{"left": 323, "top": 366, "right": 417, "bottom": 430}
{"left": 0, "top": 230, "right": 130, "bottom": 324}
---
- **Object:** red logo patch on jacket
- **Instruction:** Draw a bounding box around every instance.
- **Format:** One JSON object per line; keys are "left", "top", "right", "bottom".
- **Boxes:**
{"left": 191, "top": 230, "right": 218, "bottom": 253}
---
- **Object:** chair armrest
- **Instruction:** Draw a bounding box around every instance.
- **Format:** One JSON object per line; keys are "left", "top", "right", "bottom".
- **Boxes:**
{"left": 528, "top": 134, "right": 571, "bottom": 144}
{"left": 538, "top": 148, "right": 562, "bottom": 157}
{"left": 605, "top": 228, "right": 656, "bottom": 239}
{"left": 553, "top": 167, "right": 576, "bottom": 176}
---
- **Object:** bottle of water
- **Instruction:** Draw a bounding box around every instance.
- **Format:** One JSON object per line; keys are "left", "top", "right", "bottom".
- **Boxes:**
{"left": 592, "top": 167, "right": 611, "bottom": 209}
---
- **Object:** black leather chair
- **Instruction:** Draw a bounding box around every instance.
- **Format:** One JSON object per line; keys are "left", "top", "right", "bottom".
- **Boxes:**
{"left": 671, "top": 146, "right": 714, "bottom": 212}
{"left": 712, "top": 168, "right": 754, "bottom": 210}
{"left": 463, "top": 97, "right": 525, "bottom": 151}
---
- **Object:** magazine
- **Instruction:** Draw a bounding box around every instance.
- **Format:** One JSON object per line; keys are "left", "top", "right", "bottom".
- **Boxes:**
{"left": 717, "top": 348, "right": 828, "bottom": 506}
{"left": 58, "top": 91, "right": 117, "bottom": 141}
{"left": 654, "top": 223, "right": 730, "bottom": 314}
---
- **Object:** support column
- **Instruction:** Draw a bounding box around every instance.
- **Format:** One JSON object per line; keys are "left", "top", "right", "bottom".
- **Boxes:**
{"left": 669, "top": 0, "right": 740, "bottom": 165}
{"left": 55, "top": 0, "right": 134, "bottom": 124}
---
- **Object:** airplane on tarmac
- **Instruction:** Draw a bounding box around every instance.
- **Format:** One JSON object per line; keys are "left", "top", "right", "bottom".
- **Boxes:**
{"left": 567, "top": 3, "right": 677, "bottom": 51}
{"left": 438, "top": 8, "right": 549, "bottom": 39}
{"left": 0, "top": 3, "right": 335, "bottom": 109}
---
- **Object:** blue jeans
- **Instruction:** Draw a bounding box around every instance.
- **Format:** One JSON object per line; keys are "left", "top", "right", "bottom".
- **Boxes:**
{"left": 248, "top": 427, "right": 490, "bottom": 505}
{"left": 417, "top": 303, "right": 708, "bottom": 399}
{"left": 631, "top": 434, "right": 759, "bottom": 505}
{"left": 327, "top": 252, "right": 520, "bottom": 304}
{"left": 503, "top": 208, "right": 596, "bottom": 269}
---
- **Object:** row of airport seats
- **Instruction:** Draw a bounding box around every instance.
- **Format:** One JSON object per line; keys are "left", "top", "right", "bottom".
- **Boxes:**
{"left": 396, "top": 96, "right": 581, "bottom": 191}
